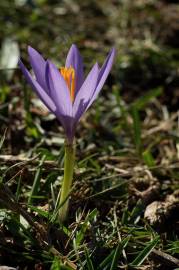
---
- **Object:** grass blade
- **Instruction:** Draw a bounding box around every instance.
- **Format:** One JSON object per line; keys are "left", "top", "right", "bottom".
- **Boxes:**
{"left": 97, "top": 250, "right": 115, "bottom": 270}
{"left": 85, "top": 248, "right": 94, "bottom": 270}
{"left": 130, "top": 236, "right": 160, "bottom": 267}
{"left": 0, "top": 128, "right": 7, "bottom": 151}
{"left": 110, "top": 236, "right": 130, "bottom": 270}
{"left": 132, "top": 88, "right": 162, "bottom": 110}
{"left": 131, "top": 106, "right": 141, "bottom": 155}
{"left": 28, "top": 155, "right": 46, "bottom": 205}
{"left": 142, "top": 149, "right": 155, "bottom": 167}
{"left": 75, "top": 209, "right": 98, "bottom": 247}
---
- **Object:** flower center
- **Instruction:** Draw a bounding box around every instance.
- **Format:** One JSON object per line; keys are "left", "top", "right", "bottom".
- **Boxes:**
{"left": 60, "top": 66, "right": 75, "bottom": 102}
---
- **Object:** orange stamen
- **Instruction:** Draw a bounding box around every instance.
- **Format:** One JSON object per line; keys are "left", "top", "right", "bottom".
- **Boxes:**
{"left": 60, "top": 66, "right": 75, "bottom": 102}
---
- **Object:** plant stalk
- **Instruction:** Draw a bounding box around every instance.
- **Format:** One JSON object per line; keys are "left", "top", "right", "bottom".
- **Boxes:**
{"left": 58, "top": 141, "right": 75, "bottom": 222}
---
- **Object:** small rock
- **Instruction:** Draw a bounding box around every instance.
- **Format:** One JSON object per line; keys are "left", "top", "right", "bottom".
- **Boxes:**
{"left": 144, "top": 201, "right": 165, "bottom": 225}
{"left": 144, "top": 191, "right": 179, "bottom": 226}
{"left": 0, "top": 267, "right": 17, "bottom": 270}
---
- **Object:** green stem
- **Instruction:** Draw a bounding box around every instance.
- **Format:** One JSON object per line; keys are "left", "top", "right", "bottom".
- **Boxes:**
{"left": 58, "top": 141, "right": 75, "bottom": 222}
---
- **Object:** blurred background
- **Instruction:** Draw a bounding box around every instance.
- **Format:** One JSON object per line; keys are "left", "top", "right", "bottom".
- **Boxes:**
{"left": 0, "top": 0, "right": 179, "bottom": 154}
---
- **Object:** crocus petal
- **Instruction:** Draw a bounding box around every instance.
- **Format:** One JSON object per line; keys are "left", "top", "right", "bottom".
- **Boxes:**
{"left": 46, "top": 60, "right": 72, "bottom": 118}
{"left": 65, "top": 44, "right": 84, "bottom": 93}
{"left": 73, "top": 63, "right": 99, "bottom": 123}
{"left": 28, "top": 46, "right": 49, "bottom": 94}
{"left": 19, "top": 60, "right": 56, "bottom": 113}
{"left": 57, "top": 115, "right": 75, "bottom": 144}
{"left": 86, "top": 48, "right": 116, "bottom": 110}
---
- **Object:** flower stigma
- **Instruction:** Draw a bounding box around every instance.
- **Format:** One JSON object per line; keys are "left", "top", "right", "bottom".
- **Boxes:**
{"left": 60, "top": 66, "right": 75, "bottom": 102}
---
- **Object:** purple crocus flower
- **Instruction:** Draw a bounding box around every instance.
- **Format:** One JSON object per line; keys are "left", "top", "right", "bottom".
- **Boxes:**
{"left": 19, "top": 44, "right": 115, "bottom": 143}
